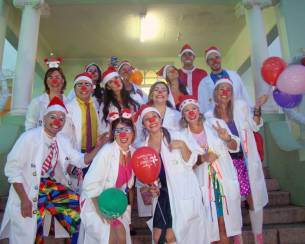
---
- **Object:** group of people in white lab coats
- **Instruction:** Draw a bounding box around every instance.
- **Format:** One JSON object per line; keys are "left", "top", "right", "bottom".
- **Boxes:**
{"left": 0, "top": 44, "right": 269, "bottom": 244}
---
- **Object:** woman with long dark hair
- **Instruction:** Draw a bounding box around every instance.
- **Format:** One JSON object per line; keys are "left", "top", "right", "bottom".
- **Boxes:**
{"left": 157, "top": 65, "right": 188, "bottom": 109}
{"left": 25, "top": 67, "right": 68, "bottom": 130}
{"left": 99, "top": 66, "right": 139, "bottom": 135}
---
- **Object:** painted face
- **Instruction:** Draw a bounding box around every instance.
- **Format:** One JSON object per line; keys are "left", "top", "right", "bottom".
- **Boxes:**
{"left": 87, "top": 65, "right": 99, "bottom": 84}
{"left": 114, "top": 123, "right": 134, "bottom": 148}
{"left": 151, "top": 83, "right": 169, "bottom": 105}
{"left": 207, "top": 53, "right": 222, "bottom": 72}
{"left": 43, "top": 111, "right": 66, "bottom": 137}
{"left": 166, "top": 66, "right": 179, "bottom": 81}
{"left": 118, "top": 64, "right": 132, "bottom": 80}
{"left": 75, "top": 80, "right": 93, "bottom": 101}
{"left": 46, "top": 70, "right": 64, "bottom": 92}
{"left": 215, "top": 83, "right": 233, "bottom": 104}
{"left": 183, "top": 103, "right": 199, "bottom": 123}
{"left": 142, "top": 111, "right": 162, "bottom": 133}
{"left": 181, "top": 52, "right": 195, "bottom": 65}
{"left": 107, "top": 77, "right": 123, "bottom": 91}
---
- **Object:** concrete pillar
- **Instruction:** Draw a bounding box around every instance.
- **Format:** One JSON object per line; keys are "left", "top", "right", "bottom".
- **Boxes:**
{"left": 244, "top": 0, "right": 278, "bottom": 112}
{"left": 0, "top": 0, "right": 8, "bottom": 68}
{"left": 10, "top": 0, "right": 43, "bottom": 115}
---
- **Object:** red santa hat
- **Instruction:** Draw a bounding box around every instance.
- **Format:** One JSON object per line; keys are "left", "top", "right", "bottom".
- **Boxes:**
{"left": 204, "top": 46, "right": 221, "bottom": 60}
{"left": 156, "top": 65, "right": 171, "bottom": 79}
{"left": 214, "top": 78, "right": 233, "bottom": 89}
{"left": 117, "top": 60, "right": 133, "bottom": 72}
{"left": 101, "top": 66, "right": 120, "bottom": 88}
{"left": 45, "top": 96, "right": 68, "bottom": 115}
{"left": 179, "top": 95, "right": 199, "bottom": 112}
{"left": 74, "top": 72, "right": 93, "bottom": 85}
{"left": 132, "top": 104, "right": 161, "bottom": 124}
{"left": 179, "top": 44, "right": 196, "bottom": 57}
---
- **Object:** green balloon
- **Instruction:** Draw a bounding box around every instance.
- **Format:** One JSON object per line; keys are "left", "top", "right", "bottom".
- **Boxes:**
{"left": 97, "top": 188, "right": 128, "bottom": 219}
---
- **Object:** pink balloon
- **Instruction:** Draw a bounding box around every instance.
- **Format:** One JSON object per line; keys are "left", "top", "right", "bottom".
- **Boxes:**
{"left": 277, "top": 65, "right": 305, "bottom": 95}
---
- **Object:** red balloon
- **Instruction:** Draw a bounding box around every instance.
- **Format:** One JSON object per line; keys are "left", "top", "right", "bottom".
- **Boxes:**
{"left": 131, "top": 147, "right": 161, "bottom": 184}
{"left": 261, "top": 57, "right": 287, "bottom": 86}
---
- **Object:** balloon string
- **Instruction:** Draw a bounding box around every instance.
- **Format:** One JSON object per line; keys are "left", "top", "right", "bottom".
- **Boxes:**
{"left": 157, "top": 201, "right": 167, "bottom": 225}
{"left": 152, "top": 181, "right": 167, "bottom": 225}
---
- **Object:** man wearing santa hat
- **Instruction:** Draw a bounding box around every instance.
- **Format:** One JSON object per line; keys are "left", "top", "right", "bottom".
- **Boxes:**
{"left": 117, "top": 60, "right": 147, "bottom": 105}
{"left": 178, "top": 44, "right": 208, "bottom": 99}
{"left": 0, "top": 97, "right": 101, "bottom": 244}
{"left": 198, "top": 46, "right": 269, "bottom": 114}
{"left": 63, "top": 72, "right": 103, "bottom": 178}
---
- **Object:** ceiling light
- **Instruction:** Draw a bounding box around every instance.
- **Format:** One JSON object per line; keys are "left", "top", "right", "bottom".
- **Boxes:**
{"left": 140, "top": 13, "right": 158, "bottom": 42}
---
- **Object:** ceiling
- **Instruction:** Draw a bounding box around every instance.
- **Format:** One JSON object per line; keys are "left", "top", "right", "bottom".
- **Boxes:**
{"left": 37, "top": 0, "right": 245, "bottom": 65}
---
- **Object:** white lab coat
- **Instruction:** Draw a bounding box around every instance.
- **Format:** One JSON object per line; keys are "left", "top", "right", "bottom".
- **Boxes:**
{"left": 25, "top": 93, "right": 68, "bottom": 130}
{"left": 80, "top": 141, "right": 134, "bottom": 244}
{"left": 232, "top": 99, "right": 268, "bottom": 211}
{"left": 140, "top": 130, "right": 209, "bottom": 244}
{"left": 63, "top": 98, "right": 103, "bottom": 150}
{"left": 130, "top": 84, "right": 148, "bottom": 105}
{"left": 198, "top": 70, "right": 253, "bottom": 114}
{"left": 0, "top": 127, "right": 87, "bottom": 243}
{"left": 184, "top": 119, "right": 243, "bottom": 242}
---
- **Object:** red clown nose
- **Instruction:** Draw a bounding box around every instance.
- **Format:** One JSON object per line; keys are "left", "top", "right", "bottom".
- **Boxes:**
{"left": 50, "top": 79, "right": 59, "bottom": 85}
{"left": 53, "top": 119, "right": 61, "bottom": 126}
{"left": 81, "top": 85, "right": 87, "bottom": 91}
{"left": 221, "top": 89, "right": 231, "bottom": 96}
{"left": 114, "top": 79, "right": 121, "bottom": 87}
{"left": 149, "top": 117, "right": 156, "bottom": 123}
{"left": 119, "top": 132, "right": 127, "bottom": 139}
{"left": 188, "top": 110, "right": 196, "bottom": 117}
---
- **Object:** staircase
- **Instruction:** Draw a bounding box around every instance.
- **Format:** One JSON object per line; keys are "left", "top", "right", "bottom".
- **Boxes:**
{"left": 130, "top": 166, "right": 305, "bottom": 244}
{"left": 0, "top": 167, "right": 304, "bottom": 244}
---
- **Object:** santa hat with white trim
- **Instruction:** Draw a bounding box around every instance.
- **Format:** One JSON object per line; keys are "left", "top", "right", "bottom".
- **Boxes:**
{"left": 74, "top": 72, "right": 93, "bottom": 85}
{"left": 214, "top": 78, "right": 233, "bottom": 89}
{"left": 204, "top": 46, "right": 221, "bottom": 60}
{"left": 156, "top": 65, "right": 171, "bottom": 79}
{"left": 179, "top": 95, "right": 199, "bottom": 111}
{"left": 117, "top": 60, "right": 133, "bottom": 72}
{"left": 101, "top": 66, "right": 120, "bottom": 88}
{"left": 179, "top": 44, "right": 196, "bottom": 57}
{"left": 45, "top": 96, "right": 68, "bottom": 115}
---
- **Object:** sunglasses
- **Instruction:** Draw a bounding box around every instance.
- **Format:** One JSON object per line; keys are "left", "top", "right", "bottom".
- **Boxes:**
{"left": 113, "top": 127, "right": 133, "bottom": 135}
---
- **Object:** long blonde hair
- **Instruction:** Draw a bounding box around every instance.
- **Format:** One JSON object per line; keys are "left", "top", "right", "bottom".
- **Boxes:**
{"left": 213, "top": 84, "right": 234, "bottom": 121}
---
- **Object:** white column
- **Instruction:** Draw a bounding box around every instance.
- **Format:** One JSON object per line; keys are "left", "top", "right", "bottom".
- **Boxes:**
{"left": 244, "top": 0, "right": 278, "bottom": 112}
{"left": 0, "top": 0, "right": 8, "bottom": 68}
{"left": 10, "top": 0, "right": 43, "bottom": 115}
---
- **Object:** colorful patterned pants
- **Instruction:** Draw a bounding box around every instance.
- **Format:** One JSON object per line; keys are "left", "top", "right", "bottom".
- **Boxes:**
{"left": 35, "top": 177, "right": 81, "bottom": 244}
{"left": 232, "top": 158, "right": 251, "bottom": 197}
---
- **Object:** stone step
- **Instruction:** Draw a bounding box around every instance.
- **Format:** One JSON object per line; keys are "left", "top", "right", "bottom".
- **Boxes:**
{"left": 131, "top": 234, "right": 151, "bottom": 244}
{"left": 242, "top": 228, "right": 278, "bottom": 244}
{"left": 267, "top": 191, "right": 291, "bottom": 207}
{"left": 266, "top": 178, "right": 280, "bottom": 192}
{"left": 243, "top": 206, "right": 305, "bottom": 225}
{"left": 242, "top": 223, "right": 305, "bottom": 244}
{"left": 263, "top": 167, "right": 271, "bottom": 179}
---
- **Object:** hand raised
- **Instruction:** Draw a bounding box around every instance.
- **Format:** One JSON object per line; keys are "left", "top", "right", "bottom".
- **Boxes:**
{"left": 213, "top": 121, "right": 231, "bottom": 142}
